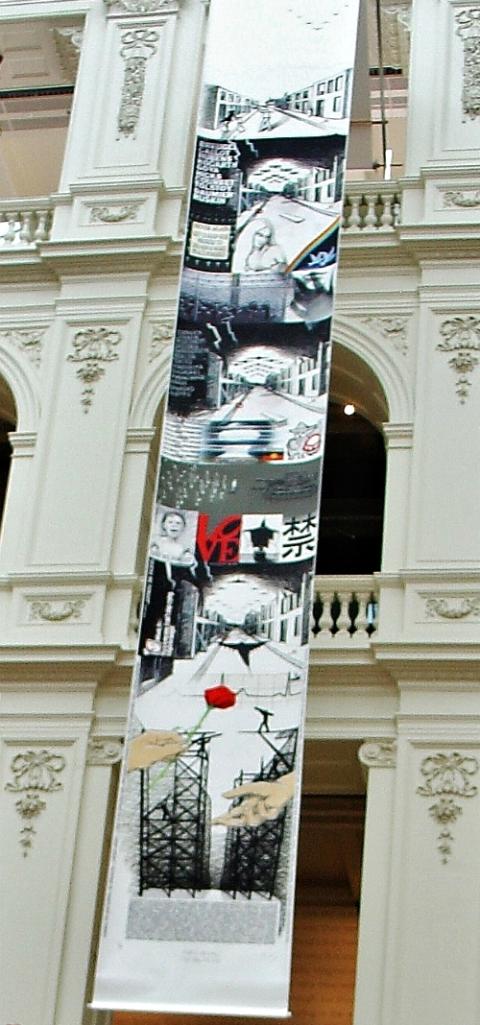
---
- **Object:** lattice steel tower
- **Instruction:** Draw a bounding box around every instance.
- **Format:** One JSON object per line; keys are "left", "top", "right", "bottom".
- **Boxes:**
{"left": 221, "top": 722, "right": 298, "bottom": 900}
{"left": 139, "top": 733, "right": 212, "bottom": 896}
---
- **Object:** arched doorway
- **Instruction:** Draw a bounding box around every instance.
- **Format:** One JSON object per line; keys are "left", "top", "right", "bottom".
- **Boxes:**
{"left": 0, "top": 373, "right": 17, "bottom": 538}
{"left": 317, "top": 343, "right": 388, "bottom": 575}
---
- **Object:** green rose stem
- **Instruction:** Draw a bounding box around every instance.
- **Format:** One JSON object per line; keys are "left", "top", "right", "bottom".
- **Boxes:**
{"left": 149, "top": 706, "right": 212, "bottom": 789}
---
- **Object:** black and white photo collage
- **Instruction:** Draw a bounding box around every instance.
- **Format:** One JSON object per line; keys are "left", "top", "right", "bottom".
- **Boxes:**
{"left": 101, "top": 0, "right": 361, "bottom": 953}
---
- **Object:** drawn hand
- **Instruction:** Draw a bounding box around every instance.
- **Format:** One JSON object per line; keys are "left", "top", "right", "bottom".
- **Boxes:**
{"left": 212, "top": 771, "right": 296, "bottom": 828}
{"left": 127, "top": 730, "right": 186, "bottom": 771}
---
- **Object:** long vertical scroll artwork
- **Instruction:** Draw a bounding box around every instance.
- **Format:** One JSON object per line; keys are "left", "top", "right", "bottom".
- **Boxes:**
{"left": 93, "top": 0, "right": 360, "bottom": 1016}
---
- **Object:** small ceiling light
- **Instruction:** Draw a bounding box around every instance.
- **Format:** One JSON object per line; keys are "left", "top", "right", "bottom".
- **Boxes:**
{"left": 344, "top": 403, "right": 355, "bottom": 416}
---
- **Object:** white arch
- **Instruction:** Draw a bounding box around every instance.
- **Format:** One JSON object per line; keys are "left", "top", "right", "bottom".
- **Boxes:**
{"left": 129, "top": 350, "right": 171, "bottom": 429}
{"left": 130, "top": 316, "right": 414, "bottom": 428}
{"left": 0, "top": 341, "right": 40, "bottom": 431}
{"left": 332, "top": 315, "right": 414, "bottom": 423}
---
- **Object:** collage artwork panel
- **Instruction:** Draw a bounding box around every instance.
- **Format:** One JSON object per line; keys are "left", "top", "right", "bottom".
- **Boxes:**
{"left": 94, "top": 0, "right": 360, "bottom": 1014}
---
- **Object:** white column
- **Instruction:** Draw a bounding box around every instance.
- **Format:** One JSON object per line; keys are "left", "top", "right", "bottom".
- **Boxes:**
{"left": 380, "top": 684, "right": 480, "bottom": 1025}
{"left": 54, "top": 735, "right": 124, "bottom": 1025}
{"left": 353, "top": 740, "right": 396, "bottom": 1025}
{"left": 0, "top": 685, "right": 94, "bottom": 1025}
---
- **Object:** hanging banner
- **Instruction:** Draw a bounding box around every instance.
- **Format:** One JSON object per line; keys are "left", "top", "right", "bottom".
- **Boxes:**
{"left": 93, "top": 0, "right": 360, "bottom": 1016}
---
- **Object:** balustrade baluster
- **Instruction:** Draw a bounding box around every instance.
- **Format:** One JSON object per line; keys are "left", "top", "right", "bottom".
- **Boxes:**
{"left": 34, "top": 211, "right": 49, "bottom": 242}
{"left": 347, "top": 196, "right": 361, "bottom": 231}
{"left": 19, "top": 211, "right": 34, "bottom": 244}
{"left": 4, "top": 214, "right": 18, "bottom": 245}
{"left": 352, "top": 590, "right": 369, "bottom": 635}
{"left": 334, "top": 590, "right": 351, "bottom": 635}
{"left": 380, "top": 196, "right": 393, "bottom": 229}
{"left": 364, "top": 195, "right": 377, "bottom": 229}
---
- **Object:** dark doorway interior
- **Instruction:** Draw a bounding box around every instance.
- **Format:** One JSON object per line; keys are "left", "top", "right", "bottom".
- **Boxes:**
{"left": 0, "top": 419, "right": 13, "bottom": 531}
{"left": 316, "top": 401, "right": 386, "bottom": 574}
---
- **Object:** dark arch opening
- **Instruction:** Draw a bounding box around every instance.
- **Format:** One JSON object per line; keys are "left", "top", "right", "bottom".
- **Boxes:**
{"left": 316, "top": 400, "right": 386, "bottom": 575}
{"left": 0, "top": 375, "right": 16, "bottom": 537}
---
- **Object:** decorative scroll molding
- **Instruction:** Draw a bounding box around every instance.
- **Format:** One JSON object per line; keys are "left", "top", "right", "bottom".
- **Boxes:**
{"left": 437, "top": 316, "right": 480, "bottom": 403}
{"left": 149, "top": 321, "right": 175, "bottom": 362}
{"left": 360, "top": 315, "right": 409, "bottom": 355}
{"left": 53, "top": 26, "right": 83, "bottom": 79}
{"left": 455, "top": 8, "right": 480, "bottom": 120}
{"left": 28, "top": 598, "right": 87, "bottom": 623}
{"left": 87, "top": 738, "right": 124, "bottom": 766}
{"left": 359, "top": 740, "right": 397, "bottom": 769}
{"left": 0, "top": 328, "right": 45, "bottom": 368}
{"left": 443, "top": 189, "right": 480, "bottom": 208}
{"left": 89, "top": 201, "right": 143, "bottom": 224}
{"left": 417, "top": 752, "right": 479, "bottom": 863}
{"left": 67, "top": 327, "right": 121, "bottom": 411}
{"left": 118, "top": 29, "right": 159, "bottom": 139}
{"left": 5, "top": 750, "right": 66, "bottom": 856}
{"left": 425, "top": 596, "right": 480, "bottom": 620}
{"left": 106, "top": 0, "right": 175, "bottom": 11}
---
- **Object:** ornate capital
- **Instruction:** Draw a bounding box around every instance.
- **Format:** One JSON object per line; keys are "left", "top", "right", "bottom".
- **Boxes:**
{"left": 455, "top": 9, "right": 480, "bottom": 120}
{"left": 437, "top": 316, "right": 480, "bottom": 403}
{"left": 359, "top": 740, "right": 397, "bottom": 769}
{"left": 87, "top": 737, "right": 124, "bottom": 766}
{"left": 5, "top": 749, "right": 66, "bottom": 856}
{"left": 417, "top": 751, "right": 479, "bottom": 863}
{"left": 67, "top": 327, "right": 121, "bottom": 412}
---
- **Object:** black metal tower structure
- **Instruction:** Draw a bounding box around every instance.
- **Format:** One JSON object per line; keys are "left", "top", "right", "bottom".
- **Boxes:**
{"left": 220, "top": 722, "right": 298, "bottom": 900}
{"left": 139, "top": 733, "right": 213, "bottom": 896}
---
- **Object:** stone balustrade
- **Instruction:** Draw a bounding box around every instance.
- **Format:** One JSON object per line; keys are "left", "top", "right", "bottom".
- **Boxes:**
{"left": 0, "top": 199, "right": 53, "bottom": 246}
{"left": 311, "top": 574, "right": 379, "bottom": 643}
{"left": 342, "top": 181, "right": 401, "bottom": 232}
{"left": 0, "top": 182, "right": 402, "bottom": 249}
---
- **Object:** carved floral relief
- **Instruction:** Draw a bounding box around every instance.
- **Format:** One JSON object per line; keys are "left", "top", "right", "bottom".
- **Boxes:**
{"left": 455, "top": 8, "right": 480, "bottom": 120}
{"left": 417, "top": 752, "right": 479, "bottom": 863}
{"left": 67, "top": 327, "right": 121, "bottom": 411}
{"left": 436, "top": 316, "right": 480, "bottom": 403}
{"left": 118, "top": 29, "right": 159, "bottom": 139}
{"left": 5, "top": 750, "right": 66, "bottom": 855}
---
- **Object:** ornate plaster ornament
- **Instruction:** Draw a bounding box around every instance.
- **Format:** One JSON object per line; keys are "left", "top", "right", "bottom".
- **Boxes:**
{"left": 5, "top": 750, "right": 66, "bottom": 856}
{"left": 118, "top": 29, "right": 159, "bottom": 139}
{"left": 149, "top": 321, "right": 175, "bottom": 362}
{"left": 0, "top": 328, "right": 45, "bottom": 368}
{"left": 443, "top": 189, "right": 480, "bottom": 208}
{"left": 360, "top": 315, "right": 410, "bottom": 355}
{"left": 52, "top": 27, "right": 83, "bottom": 79}
{"left": 89, "top": 201, "right": 143, "bottom": 224}
{"left": 455, "top": 9, "right": 480, "bottom": 120}
{"left": 417, "top": 752, "right": 479, "bottom": 863}
{"left": 437, "top": 316, "right": 480, "bottom": 403}
{"left": 425, "top": 596, "right": 480, "bottom": 620}
{"left": 87, "top": 738, "right": 124, "bottom": 766}
{"left": 67, "top": 327, "right": 121, "bottom": 411}
{"left": 28, "top": 598, "right": 86, "bottom": 623}
{"left": 106, "top": 0, "right": 176, "bottom": 11}
{"left": 359, "top": 740, "right": 397, "bottom": 769}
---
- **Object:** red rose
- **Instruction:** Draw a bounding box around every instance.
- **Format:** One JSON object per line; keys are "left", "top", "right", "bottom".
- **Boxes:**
{"left": 204, "top": 685, "right": 237, "bottom": 710}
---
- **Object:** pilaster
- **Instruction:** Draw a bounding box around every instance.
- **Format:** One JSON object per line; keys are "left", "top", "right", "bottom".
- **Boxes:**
{"left": 353, "top": 740, "right": 397, "bottom": 1025}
